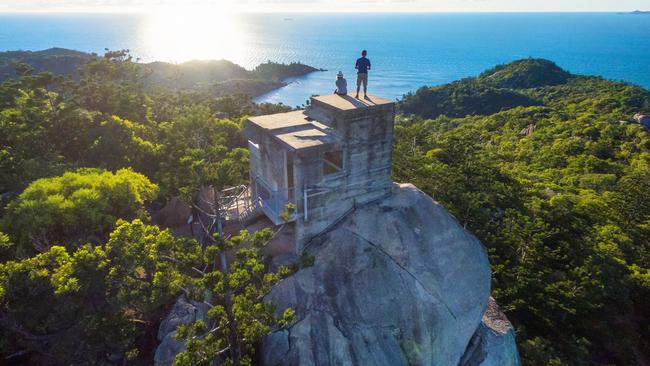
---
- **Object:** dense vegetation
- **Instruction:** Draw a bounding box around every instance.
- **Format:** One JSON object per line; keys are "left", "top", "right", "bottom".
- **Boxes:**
{"left": 399, "top": 59, "right": 570, "bottom": 118}
{"left": 0, "top": 48, "right": 92, "bottom": 81}
{"left": 2, "top": 49, "right": 649, "bottom": 365}
{"left": 0, "top": 48, "right": 321, "bottom": 101}
{"left": 0, "top": 50, "right": 293, "bottom": 364}
{"left": 396, "top": 59, "right": 650, "bottom": 365}
{"left": 2, "top": 169, "right": 157, "bottom": 256}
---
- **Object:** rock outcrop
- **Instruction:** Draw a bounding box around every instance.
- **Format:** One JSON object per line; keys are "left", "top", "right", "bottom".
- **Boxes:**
{"left": 155, "top": 296, "right": 209, "bottom": 366}
{"left": 260, "top": 183, "right": 518, "bottom": 365}
{"left": 154, "top": 183, "right": 521, "bottom": 365}
{"left": 460, "top": 297, "right": 521, "bottom": 366}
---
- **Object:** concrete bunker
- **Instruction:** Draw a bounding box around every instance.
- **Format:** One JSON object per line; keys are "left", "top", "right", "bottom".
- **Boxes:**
{"left": 233, "top": 94, "right": 395, "bottom": 254}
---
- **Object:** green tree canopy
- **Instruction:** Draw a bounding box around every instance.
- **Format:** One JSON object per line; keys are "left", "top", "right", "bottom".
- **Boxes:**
{"left": 74, "top": 49, "right": 152, "bottom": 122}
{"left": 0, "top": 219, "right": 201, "bottom": 364}
{"left": 0, "top": 50, "right": 294, "bottom": 365}
{"left": 1, "top": 169, "right": 158, "bottom": 255}
{"left": 156, "top": 104, "right": 248, "bottom": 199}
{"left": 173, "top": 229, "right": 295, "bottom": 366}
{"left": 393, "top": 63, "right": 650, "bottom": 365}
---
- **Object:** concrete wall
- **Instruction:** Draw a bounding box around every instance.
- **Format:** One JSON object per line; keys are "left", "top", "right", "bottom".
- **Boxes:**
{"left": 293, "top": 102, "right": 395, "bottom": 251}
{"left": 247, "top": 130, "right": 287, "bottom": 191}
{"left": 244, "top": 100, "right": 395, "bottom": 254}
{"left": 246, "top": 128, "right": 292, "bottom": 223}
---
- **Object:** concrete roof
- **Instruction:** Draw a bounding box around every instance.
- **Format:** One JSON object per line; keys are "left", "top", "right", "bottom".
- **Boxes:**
{"left": 310, "top": 93, "right": 393, "bottom": 111}
{"left": 275, "top": 128, "right": 332, "bottom": 150}
{"left": 247, "top": 110, "right": 312, "bottom": 131}
{"left": 246, "top": 110, "right": 338, "bottom": 151}
{"left": 246, "top": 93, "right": 393, "bottom": 151}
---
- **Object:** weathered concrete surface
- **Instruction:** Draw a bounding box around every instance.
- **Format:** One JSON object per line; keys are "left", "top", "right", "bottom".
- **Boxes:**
{"left": 459, "top": 297, "right": 521, "bottom": 366}
{"left": 261, "top": 183, "right": 495, "bottom": 365}
{"left": 292, "top": 94, "right": 395, "bottom": 251}
{"left": 310, "top": 93, "right": 393, "bottom": 111}
{"left": 244, "top": 93, "right": 395, "bottom": 250}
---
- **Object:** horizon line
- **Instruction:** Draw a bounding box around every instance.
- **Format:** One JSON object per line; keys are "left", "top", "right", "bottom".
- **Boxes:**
{"left": 0, "top": 9, "right": 646, "bottom": 14}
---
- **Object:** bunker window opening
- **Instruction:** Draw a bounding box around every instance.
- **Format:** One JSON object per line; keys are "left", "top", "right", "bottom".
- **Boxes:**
{"left": 323, "top": 150, "right": 343, "bottom": 175}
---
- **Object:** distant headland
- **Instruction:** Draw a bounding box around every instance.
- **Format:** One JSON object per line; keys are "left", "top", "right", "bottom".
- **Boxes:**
{"left": 0, "top": 48, "right": 325, "bottom": 98}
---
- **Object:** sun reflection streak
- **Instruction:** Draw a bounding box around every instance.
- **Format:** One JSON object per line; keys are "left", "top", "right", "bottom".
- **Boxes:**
{"left": 141, "top": 5, "right": 247, "bottom": 63}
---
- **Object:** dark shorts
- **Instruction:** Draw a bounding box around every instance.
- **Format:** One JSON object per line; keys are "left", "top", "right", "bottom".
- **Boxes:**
{"left": 357, "top": 73, "right": 368, "bottom": 88}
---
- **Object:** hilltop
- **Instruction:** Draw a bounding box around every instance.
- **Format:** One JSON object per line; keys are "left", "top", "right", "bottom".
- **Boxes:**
{"left": 1, "top": 52, "right": 650, "bottom": 365}
{"left": 399, "top": 59, "right": 577, "bottom": 118}
{"left": 477, "top": 59, "right": 571, "bottom": 89}
{"left": 0, "top": 47, "right": 322, "bottom": 98}
{"left": 394, "top": 59, "right": 650, "bottom": 365}
{"left": 0, "top": 48, "right": 92, "bottom": 81}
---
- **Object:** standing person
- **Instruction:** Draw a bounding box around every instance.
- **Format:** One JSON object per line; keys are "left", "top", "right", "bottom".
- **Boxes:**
{"left": 334, "top": 71, "right": 347, "bottom": 95}
{"left": 355, "top": 49, "right": 371, "bottom": 98}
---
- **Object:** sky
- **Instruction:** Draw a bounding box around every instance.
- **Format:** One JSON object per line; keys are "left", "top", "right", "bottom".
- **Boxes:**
{"left": 0, "top": 0, "right": 648, "bottom": 13}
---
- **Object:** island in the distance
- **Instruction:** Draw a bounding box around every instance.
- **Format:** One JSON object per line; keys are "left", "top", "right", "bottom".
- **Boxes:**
{"left": 619, "top": 10, "right": 650, "bottom": 14}
{"left": 0, "top": 47, "right": 324, "bottom": 99}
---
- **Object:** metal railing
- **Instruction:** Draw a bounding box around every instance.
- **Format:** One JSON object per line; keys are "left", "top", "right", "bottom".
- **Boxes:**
{"left": 252, "top": 176, "right": 297, "bottom": 225}
{"left": 220, "top": 163, "right": 391, "bottom": 226}
{"left": 219, "top": 177, "right": 298, "bottom": 226}
{"left": 215, "top": 185, "right": 251, "bottom": 223}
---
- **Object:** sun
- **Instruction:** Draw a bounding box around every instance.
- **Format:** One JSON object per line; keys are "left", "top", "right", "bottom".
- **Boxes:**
{"left": 140, "top": 4, "right": 247, "bottom": 63}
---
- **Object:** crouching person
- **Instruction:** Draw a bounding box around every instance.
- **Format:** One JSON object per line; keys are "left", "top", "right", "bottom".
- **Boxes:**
{"left": 334, "top": 71, "right": 347, "bottom": 95}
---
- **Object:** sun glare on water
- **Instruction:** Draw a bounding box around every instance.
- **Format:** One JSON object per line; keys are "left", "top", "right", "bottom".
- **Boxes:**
{"left": 141, "top": 5, "right": 247, "bottom": 63}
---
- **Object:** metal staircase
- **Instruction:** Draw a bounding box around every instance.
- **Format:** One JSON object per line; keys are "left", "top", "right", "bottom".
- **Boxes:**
{"left": 238, "top": 195, "right": 263, "bottom": 226}
{"left": 217, "top": 184, "right": 263, "bottom": 227}
{"left": 219, "top": 175, "right": 300, "bottom": 228}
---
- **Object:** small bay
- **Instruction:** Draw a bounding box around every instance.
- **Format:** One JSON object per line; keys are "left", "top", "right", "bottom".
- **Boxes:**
{"left": 1, "top": 12, "right": 649, "bottom": 106}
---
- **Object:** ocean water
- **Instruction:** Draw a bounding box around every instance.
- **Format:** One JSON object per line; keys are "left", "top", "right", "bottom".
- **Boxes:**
{"left": 1, "top": 12, "right": 649, "bottom": 107}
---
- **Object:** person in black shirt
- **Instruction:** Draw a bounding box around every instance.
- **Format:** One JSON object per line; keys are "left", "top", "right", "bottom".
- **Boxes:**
{"left": 355, "top": 50, "right": 371, "bottom": 98}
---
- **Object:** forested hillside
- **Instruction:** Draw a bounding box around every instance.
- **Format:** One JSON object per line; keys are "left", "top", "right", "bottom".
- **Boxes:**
{"left": 0, "top": 48, "right": 321, "bottom": 100}
{"left": 2, "top": 52, "right": 649, "bottom": 365}
{"left": 396, "top": 59, "right": 650, "bottom": 365}
{"left": 0, "top": 50, "right": 293, "bottom": 364}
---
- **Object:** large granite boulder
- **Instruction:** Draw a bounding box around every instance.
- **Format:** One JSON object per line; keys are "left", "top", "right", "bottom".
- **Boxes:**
{"left": 261, "top": 183, "right": 500, "bottom": 365}
{"left": 154, "top": 296, "right": 209, "bottom": 366}
{"left": 153, "top": 183, "right": 521, "bottom": 365}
